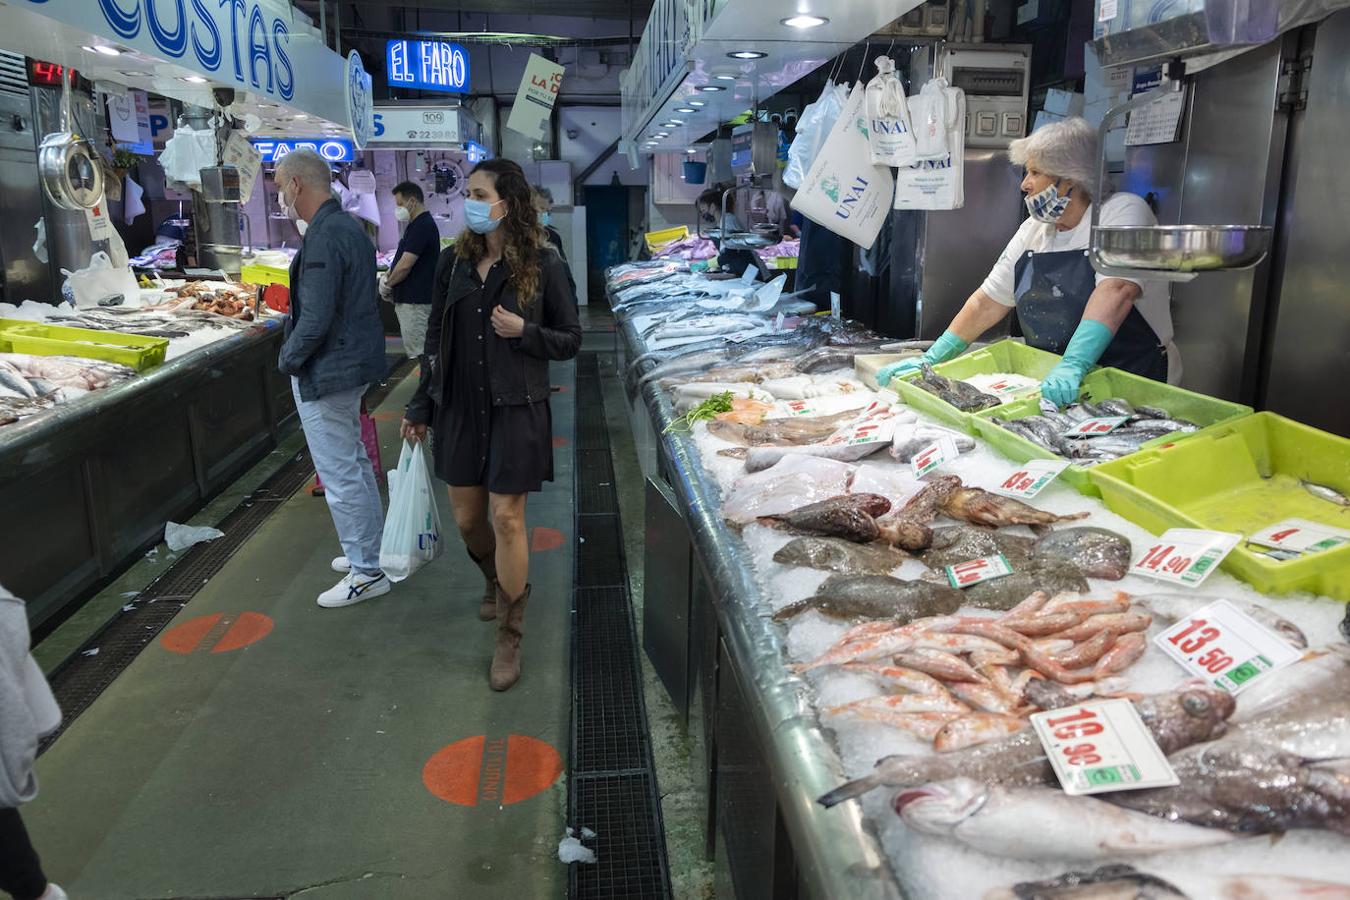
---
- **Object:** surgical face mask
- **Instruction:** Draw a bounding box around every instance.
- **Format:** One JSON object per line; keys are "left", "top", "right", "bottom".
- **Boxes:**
{"left": 538, "top": 211, "right": 551, "bottom": 227}
{"left": 465, "top": 198, "right": 503, "bottom": 234}
{"left": 394, "top": 204, "right": 411, "bottom": 223}
{"left": 1025, "top": 180, "right": 1074, "bottom": 224}
{"left": 279, "top": 181, "right": 299, "bottom": 221}
{"left": 297, "top": 219, "right": 308, "bottom": 237}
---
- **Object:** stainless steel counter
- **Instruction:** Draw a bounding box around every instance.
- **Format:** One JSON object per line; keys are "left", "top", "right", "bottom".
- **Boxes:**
{"left": 1, "top": 320, "right": 296, "bottom": 628}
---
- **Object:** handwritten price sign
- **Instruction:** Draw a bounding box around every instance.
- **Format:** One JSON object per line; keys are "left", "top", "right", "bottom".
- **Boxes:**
{"left": 911, "top": 435, "right": 959, "bottom": 477}
{"left": 945, "top": 554, "right": 1014, "bottom": 588}
{"left": 1154, "top": 600, "right": 1302, "bottom": 694}
{"left": 1061, "top": 415, "right": 1129, "bottom": 438}
{"left": 1130, "top": 528, "right": 1241, "bottom": 588}
{"left": 991, "top": 459, "right": 1070, "bottom": 499}
{"left": 1031, "top": 699, "right": 1178, "bottom": 795}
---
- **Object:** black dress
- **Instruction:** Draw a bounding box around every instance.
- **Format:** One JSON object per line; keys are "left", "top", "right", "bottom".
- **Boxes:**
{"left": 436, "top": 261, "right": 555, "bottom": 494}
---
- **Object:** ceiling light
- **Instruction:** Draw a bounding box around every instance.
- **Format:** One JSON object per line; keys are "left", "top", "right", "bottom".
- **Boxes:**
{"left": 662, "top": 120, "right": 683, "bottom": 126}
{"left": 293, "top": 113, "right": 308, "bottom": 119}
{"left": 781, "top": 14, "right": 828, "bottom": 28}
{"left": 674, "top": 107, "right": 697, "bottom": 114}
{"left": 83, "top": 44, "right": 123, "bottom": 57}
{"left": 688, "top": 100, "right": 706, "bottom": 107}
{"left": 686, "top": 148, "right": 697, "bottom": 155}
{"left": 728, "top": 51, "right": 766, "bottom": 60}
{"left": 179, "top": 75, "right": 208, "bottom": 84}
{"left": 698, "top": 85, "right": 725, "bottom": 92}
{"left": 655, "top": 132, "right": 670, "bottom": 138}
{"left": 715, "top": 74, "right": 737, "bottom": 81}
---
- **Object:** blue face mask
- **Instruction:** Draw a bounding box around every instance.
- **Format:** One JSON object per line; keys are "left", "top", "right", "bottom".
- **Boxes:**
{"left": 1026, "top": 179, "right": 1074, "bottom": 224}
{"left": 465, "top": 198, "right": 503, "bottom": 234}
{"left": 538, "top": 211, "right": 551, "bottom": 227}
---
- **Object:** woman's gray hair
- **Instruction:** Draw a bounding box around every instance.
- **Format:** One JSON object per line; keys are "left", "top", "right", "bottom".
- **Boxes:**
{"left": 274, "top": 148, "right": 333, "bottom": 192}
{"left": 1008, "top": 117, "right": 1099, "bottom": 200}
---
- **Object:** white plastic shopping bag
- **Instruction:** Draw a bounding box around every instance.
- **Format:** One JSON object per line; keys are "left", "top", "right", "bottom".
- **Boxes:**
{"left": 158, "top": 126, "right": 216, "bottom": 190}
{"left": 910, "top": 79, "right": 955, "bottom": 161}
{"left": 865, "top": 57, "right": 917, "bottom": 167}
{"left": 790, "top": 85, "right": 895, "bottom": 250}
{"left": 379, "top": 441, "right": 443, "bottom": 582}
{"left": 60, "top": 251, "right": 140, "bottom": 307}
{"left": 784, "top": 81, "right": 849, "bottom": 189}
{"left": 894, "top": 88, "right": 967, "bottom": 211}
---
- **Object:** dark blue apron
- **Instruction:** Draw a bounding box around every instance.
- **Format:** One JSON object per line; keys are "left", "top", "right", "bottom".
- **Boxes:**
{"left": 1013, "top": 249, "right": 1168, "bottom": 382}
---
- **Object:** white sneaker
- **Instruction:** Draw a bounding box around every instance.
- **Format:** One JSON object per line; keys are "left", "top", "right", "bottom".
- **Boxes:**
{"left": 317, "top": 571, "right": 390, "bottom": 608}
{"left": 331, "top": 556, "right": 351, "bottom": 573}
{"left": 42, "top": 885, "right": 69, "bottom": 900}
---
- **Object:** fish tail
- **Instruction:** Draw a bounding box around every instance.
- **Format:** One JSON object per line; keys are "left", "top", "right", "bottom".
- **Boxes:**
{"left": 818, "top": 772, "right": 883, "bottom": 808}
{"left": 771, "top": 599, "right": 812, "bottom": 622}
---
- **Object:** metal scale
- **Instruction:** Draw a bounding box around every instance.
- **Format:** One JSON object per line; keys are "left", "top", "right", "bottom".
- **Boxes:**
{"left": 696, "top": 121, "right": 781, "bottom": 251}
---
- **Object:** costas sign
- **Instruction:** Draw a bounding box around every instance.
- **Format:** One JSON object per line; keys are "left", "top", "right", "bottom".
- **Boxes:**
{"left": 251, "top": 139, "right": 354, "bottom": 163}
{"left": 386, "top": 40, "right": 469, "bottom": 93}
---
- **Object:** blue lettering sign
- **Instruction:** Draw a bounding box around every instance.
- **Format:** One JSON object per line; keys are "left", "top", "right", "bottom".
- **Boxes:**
{"left": 835, "top": 176, "right": 869, "bottom": 221}
{"left": 464, "top": 140, "right": 489, "bottom": 164}
{"left": 385, "top": 39, "right": 469, "bottom": 93}
{"left": 251, "top": 139, "right": 354, "bottom": 163}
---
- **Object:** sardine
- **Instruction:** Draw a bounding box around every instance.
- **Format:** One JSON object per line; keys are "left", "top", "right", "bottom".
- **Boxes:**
{"left": 772, "top": 536, "right": 908, "bottom": 577}
{"left": 942, "top": 486, "right": 1090, "bottom": 531}
{"left": 760, "top": 494, "right": 891, "bottom": 543}
{"left": 1302, "top": 480, "right": 1350, "bottom": 507}
{"left": 914, "top": 364, "right": 1002, "bottom": 412}
{"left": 1033, "top": 527, "right": 1133, "bottom": 580}
{"left": 771, "top": 574, "right": 962, "bottom": 623}
{"left": 1107, "top": 741, "right": 1350, "bottom": 835}
{"left": 896, "top": 780, "right": 1237, "bottom": 861}
{"left": 818, "top": 685, "right": 1235, "bottom": 806}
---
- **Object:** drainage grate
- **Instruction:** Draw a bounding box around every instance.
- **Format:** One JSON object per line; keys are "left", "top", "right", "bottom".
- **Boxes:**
{"left": 568, "top": 352, "right": 672, "bottom": 899}
{"left": 38, "top": 360, "right": 416, "bottom": 753}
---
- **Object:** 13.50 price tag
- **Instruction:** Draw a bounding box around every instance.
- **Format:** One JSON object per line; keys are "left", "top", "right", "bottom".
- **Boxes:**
{"left": 1154, "top": 599, "right": 1302, "bottom": 694}
{"left": 991, "top": 459, "right": 1071, "bottom": 500}
{"left": 1031, "top": 699, "right": 1179, "bottom": 796}
{"left": 945, "top": 553, "right": 1014, "bottom": 588}
{"left": 1130, "top": 528, "right": 1242, "bottom": 588}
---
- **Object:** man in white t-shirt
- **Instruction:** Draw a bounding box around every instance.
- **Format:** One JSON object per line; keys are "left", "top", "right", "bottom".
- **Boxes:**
{"left": 877, "top": 117, "right": 1180, "bottom": 404}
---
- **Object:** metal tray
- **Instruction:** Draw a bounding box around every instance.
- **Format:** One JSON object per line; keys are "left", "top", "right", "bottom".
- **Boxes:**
{"left": 1091, "top": 224, "right": 1272, "bottom": 273}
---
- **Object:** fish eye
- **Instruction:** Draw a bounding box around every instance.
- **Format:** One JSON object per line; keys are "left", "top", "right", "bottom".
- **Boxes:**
{"left": 1181, "top": 693, "right": 1211, "bottom": 715}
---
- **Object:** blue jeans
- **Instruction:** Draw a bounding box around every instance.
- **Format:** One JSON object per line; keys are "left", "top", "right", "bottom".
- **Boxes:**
{"left": 292, "top": 378, "right": 384, "bottom": 575}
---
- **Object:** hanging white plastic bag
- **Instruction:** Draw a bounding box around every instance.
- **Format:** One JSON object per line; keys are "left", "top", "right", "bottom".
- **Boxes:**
{"left": 60, "top": 251, "right": 139, "bottom": 307}
{"left": 785, "top": 81, "right": 849, "bottom": 189}
{"left": 158, "top": 126, "right": 216, "bottom": 190}
{"left": 895, "top": 88, "right": 966, "bottom": 211}
{"left": 790, "top": 85, "right": 895, "bottom": 250}
{"left": 379, "top": 441, "right": 442, "bottom": 582}
{"left": 910, "top": 78, "right": 954, "bottom": 161}
{"left": 865, "top": 57, "right": 917, "bottom": 167}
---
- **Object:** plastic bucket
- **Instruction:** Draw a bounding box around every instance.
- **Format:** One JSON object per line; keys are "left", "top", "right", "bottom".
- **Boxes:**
{"left": 683, "top": 161, "right": 707, "bottom": 184}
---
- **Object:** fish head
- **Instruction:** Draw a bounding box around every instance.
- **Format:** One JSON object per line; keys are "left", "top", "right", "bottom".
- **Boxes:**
{"left": 1141, "top": 684, "right": 1237, "bottom": 753}
{"left": 891, "top": 778, "right": 988, "bottom": 834}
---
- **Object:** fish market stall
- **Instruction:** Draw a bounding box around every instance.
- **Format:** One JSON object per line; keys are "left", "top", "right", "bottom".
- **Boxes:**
{"left": 609, "top": 261, "right": 1350, "bottom": 900}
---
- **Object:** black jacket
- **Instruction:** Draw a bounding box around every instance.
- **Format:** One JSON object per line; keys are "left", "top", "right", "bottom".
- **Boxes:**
{"left": 405, "top": 246, "right": 581, "bottom": 422}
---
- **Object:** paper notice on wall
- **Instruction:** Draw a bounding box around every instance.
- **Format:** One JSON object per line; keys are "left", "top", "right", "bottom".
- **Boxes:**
{"left": 221, "top": 131, "right": 263, "bottom": 202}
{"left": 107, "top": 89, "right": 151, "bottom": 149}
{"left": 1125, "top": 89, "right": 1187, "bottom": 146}
{"left": 507, "top": 53, "right": 565, "bottom": 141}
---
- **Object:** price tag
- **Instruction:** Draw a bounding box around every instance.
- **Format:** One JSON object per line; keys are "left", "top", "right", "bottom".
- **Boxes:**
{"left": 1154, "top": 599, "right": 1302, "bottom": 694}
{"left": 784, "top": 400, "right": 818, "bottom": 417}
{"left": 830, "top": 291, "right": 841, "bottom": 320}
{"left": 85, "top": 202, "right": 113, "bottom": 242}
{"left": 1099, "top": 0, "right": 1118, "bottom": 22}
{"left": 1061, "top": 415, "right": 1129, "bottom": 438}
{"left": 991, "top": 459, "right": 1071, "bottom": 499}
{"left": 821, "top": 405, "right": 898, "bottom": 448}
{"left": 774, "top": 311, "right": 786, "bottom": 332}
{"left": 911, "top": 435, "right": 959, "bottom": 477}
{"left": 740, "top": 265, "right": 759, "bottom": 284}
{"left": 723, "top": 330, "right": 760, "bottom": 343}
{"left": 1130, "top": 528, "right": 1241, "bottom": 588}
{"left": 1249, "top": 518, "right": 1350, "bottom": 556}
{"left": 1031, "top": 699, "right": 1179, "bottom": 796}
{"left": 945, "top": 553, "right": 1014, "bottom": 588}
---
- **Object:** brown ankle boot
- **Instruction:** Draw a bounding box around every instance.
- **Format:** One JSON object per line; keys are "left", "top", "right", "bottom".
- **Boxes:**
{"left": 467, "top": 547, "right": 498, "bottom": 621}
{"left": 490, "top": 584, "right": 530, "bottom": 691}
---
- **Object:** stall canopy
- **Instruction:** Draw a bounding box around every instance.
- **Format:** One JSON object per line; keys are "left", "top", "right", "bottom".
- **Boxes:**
{"left": 0, "top": 0, "right": 372, "bottom": 141}
{"left": 621, "top": 0, "right": 924, "bottom": 158}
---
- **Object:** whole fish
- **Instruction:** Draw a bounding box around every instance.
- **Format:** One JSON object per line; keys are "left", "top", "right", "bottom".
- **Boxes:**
{"left": 942, "top": 486, "right": 1090, "bottom": 531}
{"left": 934, "top": 714, "right": 1028, "bottom": 752}
{"left": 838, "top": 663, "right": 953, "bottom": 696}
{"left": 771, "top": 574, "right": 962, "bottom": 623}
{"left": 986, "top": 867, "right": 1350, "bottom": 900}
{"left": 817, "top": 685, "right": 1234, "bottom": 807}
{"left": 957, "top": 557, "right": 1090, "bottom": 612}
{"left": 896, "top": 780, "right": 1237, "bottom": 861}
{"left": 893, "top": 648, "right": 985, "bottom": 683}
{"left": 794, "top": 341, "right": 895, "bottom": 374}
{"left": 895, "top": 475, "right": 964, "bottom": 524}
{"left": 760, "top": 494, "right": 891, "bottom": 543}
{"left": 1033, "top": 527, "right": 1133, "bottom": 580}
{"left": 0, "top": 361, "right": 37, "bottom": 399}
{"left": 890, "top": 425, "right": 977, "bottom": 463}
{"left": 827, "top": 692, "right": 972, "bottom": 717}
{"left": 707, "top": 413, "right": 857, "bottom": 446}
{"left": 1133, "top": 595, "right": 1307, "bottom": 650}
{"left": 1303, "top": 480, "right": 1350, "bottom": 507}
{"left": 772, "top": 536, "right": 908, "bottom": 577}
{"left": 921, "top": 525, "right": 1037, "bottom": 570}
{"left": 743, "top": 439, "right": 891, "bottom": 473}
{"left": 1226, "top": 644, "right": 1350, "bottom": 760}
{"left": 914, "top": 364, "right": 1002, "bottom": 412}
{"left": 1107, "top": 741, "right": 1350, "bottom": 835}
{"left": 659, "top": 361, "right": 798, "bottom": 389}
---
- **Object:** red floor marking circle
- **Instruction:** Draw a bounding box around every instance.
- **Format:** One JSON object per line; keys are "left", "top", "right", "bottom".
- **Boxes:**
{"left": 160, "top": 612, "right": 274, "bottom": 655}
{"left": 422, "top": 734, "right": 562, "bottom": 807}
{"left": 530, "top": 527, "right": 565, "bottom": 552}
{"left": 552, "top": 435, "right": 569, "bottom": 448}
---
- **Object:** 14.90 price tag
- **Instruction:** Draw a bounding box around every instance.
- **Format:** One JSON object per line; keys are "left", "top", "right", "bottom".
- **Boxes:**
{"left": 1130, "top": 528, "right": 1242, "bottom": 588}
{"left": 1154, "top": 599, "right": 1302, "bottom": 694}
{"left": 991, "top": 459, "right": 1071, "bottom": 500}
{"left": 1031, "top": 699, "right": 1179, "bottom": 796}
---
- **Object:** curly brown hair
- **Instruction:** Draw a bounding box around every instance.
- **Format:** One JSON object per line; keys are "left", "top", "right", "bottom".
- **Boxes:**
{"left": 456, "top": 158, "right": 550, "bottom": 310}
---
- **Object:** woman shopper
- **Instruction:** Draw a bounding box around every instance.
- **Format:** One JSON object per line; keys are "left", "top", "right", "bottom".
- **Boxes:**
{"left": 402, "top": 158, "right": 581, "bottom": 691}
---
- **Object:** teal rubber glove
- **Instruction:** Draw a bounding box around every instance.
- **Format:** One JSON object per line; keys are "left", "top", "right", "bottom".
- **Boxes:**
{"left": 1040, "top": 319, "right": 1114, "bottom": 407}
{"left": 876, "top": 330, "right": 969, "bottom": 387}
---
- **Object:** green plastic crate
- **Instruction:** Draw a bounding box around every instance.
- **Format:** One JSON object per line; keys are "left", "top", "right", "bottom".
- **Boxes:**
{"left": 0, "top": 318, "right": 167, "bottom": 372}
{"left": 970, "top": 366, "right": 1254, "bottom": 498}
{"left": 1089, "top": 412, "right": 1350, "bottom": 601}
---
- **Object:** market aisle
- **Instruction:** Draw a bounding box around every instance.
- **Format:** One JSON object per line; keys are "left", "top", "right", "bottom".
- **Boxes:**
{"left": 24, "top": 366, "right": 576, "bottom": 899}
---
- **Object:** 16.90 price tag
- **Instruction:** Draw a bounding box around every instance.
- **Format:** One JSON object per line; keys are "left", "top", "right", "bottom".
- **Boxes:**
{"left": 1031, "top": 699, "right": 1178, "bottom": 796}
{"left": 1130, "top": 528, "right": 1242, "bottom": 588}
{"left": 945, "top": 553, "right": 1014, "bottom": 589}
{"left": 911, "top": 435, "right": 959, "bottom": 477}
{"left": 991, "top": 459, "right": 1071, "bottom": 499}
{"left": 1154, "top": 599, "right": 1302, "bottom": 694}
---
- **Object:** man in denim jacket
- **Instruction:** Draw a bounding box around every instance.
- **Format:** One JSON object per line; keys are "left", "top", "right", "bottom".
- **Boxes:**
{"left": 276, "top": 149, "right": 390, "bottom": 608}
